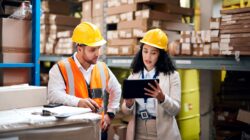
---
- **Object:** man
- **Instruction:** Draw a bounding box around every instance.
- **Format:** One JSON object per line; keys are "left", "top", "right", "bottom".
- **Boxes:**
{"left": 48, "top": 22, "right": 121, "bottom": 140}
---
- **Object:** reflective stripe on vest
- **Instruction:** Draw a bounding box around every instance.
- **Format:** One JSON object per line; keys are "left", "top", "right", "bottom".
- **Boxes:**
{"left": 97, "top": 62, "right": 109, "bottom": 113}
{"left": 57, "top": 57, "right": 110, "bottom": 107}
{"left": 64, "top": 60, "right": 75, "bottom": 96}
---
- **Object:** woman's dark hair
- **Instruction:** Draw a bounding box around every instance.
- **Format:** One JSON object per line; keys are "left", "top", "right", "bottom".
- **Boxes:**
{"left": 131, "top": 44, "right": 176, "bottom": 75}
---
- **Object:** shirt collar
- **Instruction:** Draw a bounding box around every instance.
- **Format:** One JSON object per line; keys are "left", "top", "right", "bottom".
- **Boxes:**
{"left": 143, "top": 67, "right": 156, "bottom": 78}
{"left": 73, "top": 52, "right": 94, "bottom": 72}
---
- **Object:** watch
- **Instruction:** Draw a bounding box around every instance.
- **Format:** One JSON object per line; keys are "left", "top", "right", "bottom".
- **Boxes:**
{"left": 107, "top": 112, "right": 115, "bottom": 119}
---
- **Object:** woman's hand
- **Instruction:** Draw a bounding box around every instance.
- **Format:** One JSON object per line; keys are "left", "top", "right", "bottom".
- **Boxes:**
{"left": 124, "top": 99, "right": 135, "bottom": 108}
{"left": 144, "top": 80, "right": 165, "bottom": 103}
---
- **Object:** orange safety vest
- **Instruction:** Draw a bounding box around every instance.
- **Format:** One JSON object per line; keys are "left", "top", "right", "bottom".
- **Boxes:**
{"left": 57, "top": 57, "right": 110, "bottom": 110}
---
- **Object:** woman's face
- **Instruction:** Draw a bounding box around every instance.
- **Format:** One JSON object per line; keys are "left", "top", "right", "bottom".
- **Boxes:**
{"left": 142, "top": 44, "right": 160, "bottom": 71}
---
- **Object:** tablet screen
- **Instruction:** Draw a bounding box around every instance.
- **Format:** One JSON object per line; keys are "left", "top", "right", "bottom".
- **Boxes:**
{"left": 122, "top": 79, "right": 159, "bottom": 99}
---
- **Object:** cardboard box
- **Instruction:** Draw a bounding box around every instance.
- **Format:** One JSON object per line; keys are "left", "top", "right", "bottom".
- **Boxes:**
{"left": 181, "top": 43, "right": 192, "bottom": 55}
{"left": 135, "top": 0, "right": 179, "bottom": 5}
{"left": 107, "top": 3, "right": 138, "bottom": 15}
{"left": 107, "top": 31, "right": 119, "bottom": 40}
{"left": 0, "top": 85, "right": 47, "bottom": 111}
{"left": 237, "top": 109, "right": 250, "bottom": 124}
{"left": 119, "top": 45, "right": 134, "bottom": 55}
{"left": 162, "top": 22, "right": 193, "bottom": 31}
{"left": 117, "top": 19, "right": 149, "bottom": 31}
{"left": 135, "top": 9, "right": 181, "bottom": 22}
{"left": 211, "top": 42, "right": 220, "bottom": 56}
{"left": 93, "top": 0, "right": 104, "bottom": 17}
{"left": 82, "top": 0, "right": 92, "bottom": 21}
{"left": 106, "top": 15, "right": 120, "bottom": 24}
{"left": 0, "top": 68, "right": 30, "bottom": 86}
{"left": 106, "top": 46, "right": 119, "bottom": 56}
{"left": 120, "top": 12, "right": 134, "bottom": 22}
{"left": 118, "top": 29, "right": 133, "bottom": 38}
{"left": 107, "top": 0, "right": 121, "bottom": 8}
{"left": 220, "top": 7, "right": 250, "bottom": 14}
{"left": 93, "top": 16, "right": 104, "bottom": 34}
{"left": 108, "top": 39, "right": 137, "bottom": 46}
{"left": 41, "top": 14, "right": 81, "bottom": 27}
{"left": 166, "top": 6, "right": 194, "bottom": 16}
{"left": 0, "top": 18, "right": 31, "bottom": 48}
{"left": 42, "top": 0, "right": 71, "bottom": 15}
{"left": 210, "top": 17, "right": 221, "bottom": 29}
{"left": 41, "top": 24, "right": 75, "bottom": 35}
{"left": 0, "top": 52, "right": 31, "bottom": 63}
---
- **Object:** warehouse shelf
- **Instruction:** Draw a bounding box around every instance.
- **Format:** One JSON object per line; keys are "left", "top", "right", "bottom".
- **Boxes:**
{"left": 0, "top": 0, "right": 40, "bottom": 85}
{"left": 106, "top": 56, "right": 250, "bottom": 71}
{"left": 172, "top": 56, "right": 250, "bottom": 71}
{"left": 40, "top": 55, "right": 70, "bottom": 62}
{"left": 0, "top": 63, "right": 34, "bottom": 68}
{"left": 106, "top": 56, "right": 134, "bottom": 68}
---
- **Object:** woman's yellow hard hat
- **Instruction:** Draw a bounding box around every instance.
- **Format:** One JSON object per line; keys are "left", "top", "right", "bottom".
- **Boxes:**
{"left": 72, "top": 22, "right": 106, "bottom": 47}
{"left": 140, "top": 28, "right": 168, "bottom": 51}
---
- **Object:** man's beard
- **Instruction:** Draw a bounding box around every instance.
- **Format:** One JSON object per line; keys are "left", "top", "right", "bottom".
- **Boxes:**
{"left": 85, "top": 57, "right": 98, "bottom": 65}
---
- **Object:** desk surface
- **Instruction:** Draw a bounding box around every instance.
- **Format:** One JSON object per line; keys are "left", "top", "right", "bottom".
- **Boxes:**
{"left": 0, "top": 106, "right": 101, "bottom": 133}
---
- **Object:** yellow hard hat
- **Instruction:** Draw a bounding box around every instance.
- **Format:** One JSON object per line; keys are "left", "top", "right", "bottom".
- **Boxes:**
{"left": 72, "top": 22, "right": 107, "bottom": 47}
{"left": 140, "top": 28, "right": 168, "bottom": 51}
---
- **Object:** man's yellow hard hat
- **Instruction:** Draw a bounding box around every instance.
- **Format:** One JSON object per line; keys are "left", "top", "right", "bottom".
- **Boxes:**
{"left": 140, "top": 28, "right": 168, "bottom": 51}
{"left": 72, "top": 22, "right": 106, "bottom": 47}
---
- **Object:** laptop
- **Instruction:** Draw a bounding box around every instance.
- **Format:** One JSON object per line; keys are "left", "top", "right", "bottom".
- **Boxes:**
{"left": 122, "top": 79, "right": 160, "bottom": 99}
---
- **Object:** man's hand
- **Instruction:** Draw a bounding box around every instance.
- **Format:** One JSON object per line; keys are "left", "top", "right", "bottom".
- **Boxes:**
{"left": 77, "top": 98, "right": 100, "bottom": 112}
{"left": 102, "top": 114, "right": 111, "bottom": 131}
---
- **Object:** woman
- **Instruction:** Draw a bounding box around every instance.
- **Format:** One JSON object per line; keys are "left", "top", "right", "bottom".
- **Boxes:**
{"left": 122, "top": 28, "right": 182, "bottom": 140}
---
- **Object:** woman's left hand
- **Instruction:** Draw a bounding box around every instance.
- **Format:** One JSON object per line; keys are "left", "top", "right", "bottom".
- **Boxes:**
{"left": 144, "top": 80, "right": 165, "bottom": 103}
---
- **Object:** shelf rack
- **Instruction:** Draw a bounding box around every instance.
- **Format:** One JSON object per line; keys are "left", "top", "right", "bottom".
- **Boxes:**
{"left": 0, "top": 0, "right": 40, "bottom": 85}
{"left": 105, "top": 56, "right": 250, "bottom": 71}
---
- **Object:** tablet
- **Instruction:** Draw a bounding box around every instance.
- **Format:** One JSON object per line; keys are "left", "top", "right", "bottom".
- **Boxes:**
{"left": 122, "top": 79, "right": 159, "bottom": 99}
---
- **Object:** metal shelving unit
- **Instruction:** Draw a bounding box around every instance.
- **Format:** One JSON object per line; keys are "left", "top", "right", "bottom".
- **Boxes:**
{"left": 106, "top": 56, "right": 250, "bottom": 71}
{"left": 0, "top": 0, "right": 40, "bottom": 85}
{"left": 40, "top": 55, "right": 69, "bottom": 62}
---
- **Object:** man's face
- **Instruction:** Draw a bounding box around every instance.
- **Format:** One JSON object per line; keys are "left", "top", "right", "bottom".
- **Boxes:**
{"left": 78, "top": 45, "right": 101, "bottom": 65}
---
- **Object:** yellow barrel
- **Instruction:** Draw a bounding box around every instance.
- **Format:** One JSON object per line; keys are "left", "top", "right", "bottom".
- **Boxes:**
{"left": 177, "top": 69, "right": 200, "bottom": 140}
{"left": 178, "top": 115, "right": 200, "bottom": 140}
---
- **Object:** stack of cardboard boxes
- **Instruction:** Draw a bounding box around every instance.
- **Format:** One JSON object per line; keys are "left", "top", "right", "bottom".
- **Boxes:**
{"left": 82, "top": 0, "right": 104, "bottom": 34}
{"left": 170, "top": 17, "right": 220, "bottom": 57}
{"left": 105, "top": 0, "right": 193, "bottom": 56}
{"left": 219, "top": 7, "right": 250, "bottom": 56}
{"left": 210, "top": 17, "right": 221, "bottom": 56}
{"left": 179, "top": 30, "right": 212, "bottom": 56}
{"left": 0, "top": 18, "right": 31, "bottom": 86}
{"left": 41, "top": 0, "right": 80, "bottom": 55}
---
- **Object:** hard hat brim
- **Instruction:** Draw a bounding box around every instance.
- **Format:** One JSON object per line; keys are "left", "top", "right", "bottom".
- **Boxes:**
{"left": 140, "top": 40, "right": 167, "bottom": 51}
{"left": 85, "top": 39, "right": 107, "bottom": 47}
